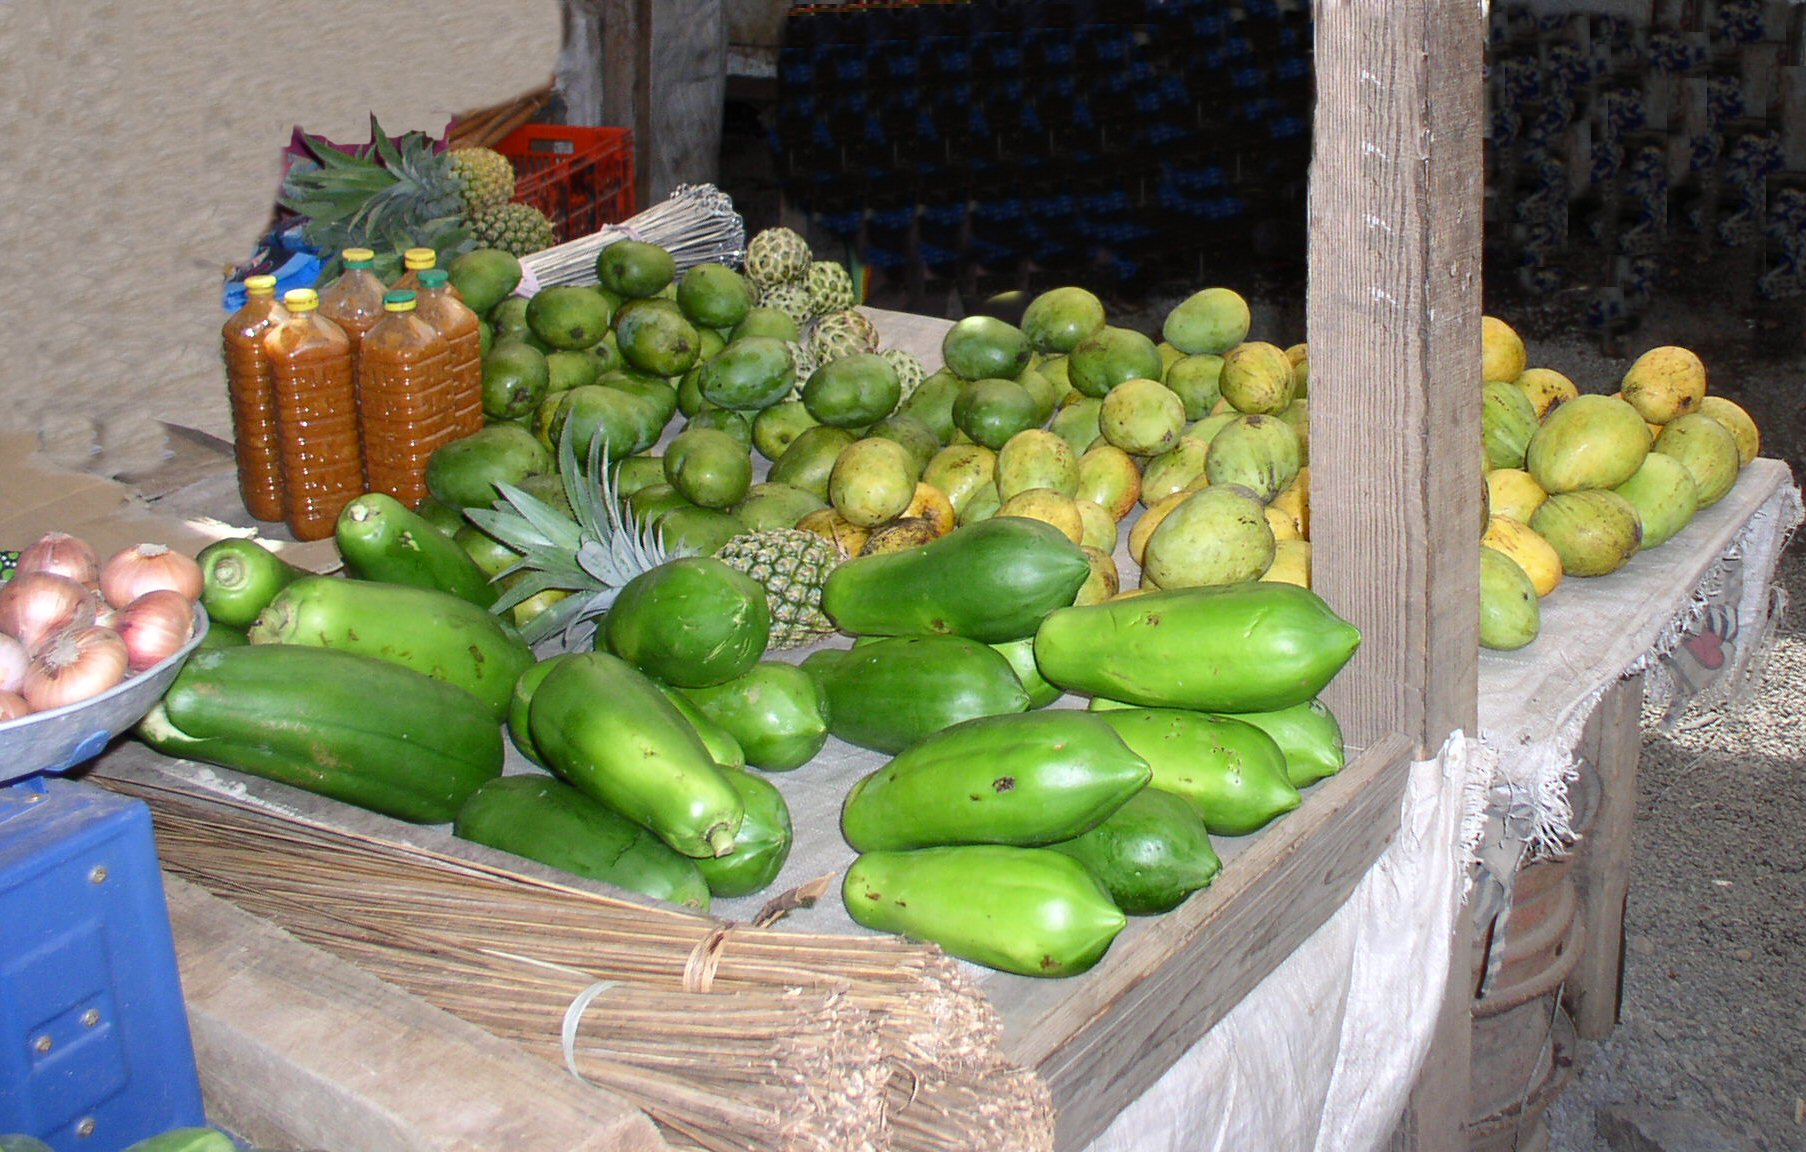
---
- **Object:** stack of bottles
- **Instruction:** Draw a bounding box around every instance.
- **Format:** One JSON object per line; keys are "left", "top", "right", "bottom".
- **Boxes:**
{"left": 772, "top": 0, "right": 1314, "bottom": 290}
{"left": 221, "top": 247, "right": 485, "bottom": 540}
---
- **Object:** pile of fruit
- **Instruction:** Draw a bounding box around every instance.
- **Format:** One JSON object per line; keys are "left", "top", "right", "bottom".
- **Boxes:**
{"left": 1477, "top": 318, "right": 1761, "bottom": 650}
{"left": 171, "top": 224, "right": 1770, "bottom": 977}
{"left": 134, "top": 227, "right": 1387, "bottom": 975}
{"left": 0, "top": 533, "right": 203, "bottom": 721}
{"left": 279, "top": 117, "right": 560, "bottom": 281}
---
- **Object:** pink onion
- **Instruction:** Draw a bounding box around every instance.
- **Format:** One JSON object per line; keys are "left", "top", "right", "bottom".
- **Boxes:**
{"left": 99, "top": 543, "right": 203, "bottom": 610}
{"left": 0, "top": 691, "right": 29, "bottom": 723}
{"left": 16, "top": 531, "right": 101, "bottom": 588}
{"left": 22, "top": 625, "right": 128, "bottom": 712}
{"left": 0, "top": 634, "right": 28, "bottom": 694}
{"left": 0, "top": 571, "right": 100, "bottom": 653}
{"left": 108, "top": 589, "right": 196, "bottom": 672}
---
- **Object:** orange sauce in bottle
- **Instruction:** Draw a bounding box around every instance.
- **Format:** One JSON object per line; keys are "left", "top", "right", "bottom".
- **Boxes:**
{"left": 358, "top": 289, "right": 456, "bottom": 508}
{"left": 414, "top": 268, "right": 485, "bottom": 438}
{"left": 264, "top": 289, "right": 364, "bottom": 541}
{"left": 318, "top": 247, "right": 387, "bottom": 392}
{"left": 391, "top": 246, "right": 452, "bottom": 296}
{"left": 222, "top": 273, "right": 288, "bottom": 522}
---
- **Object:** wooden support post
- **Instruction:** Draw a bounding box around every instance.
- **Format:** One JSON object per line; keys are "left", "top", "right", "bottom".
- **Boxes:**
{"left": 1309, "top": 0, "right": 1485, "bottom": 1146}
{"left": 1564, "top": 675, "right": 1646, "bottom": 1040}
{"left": 592, "top": 0, "right": 726, "bottom": 204}
{"left": 1780, "top": 67, "right": 1806, "bottom": 171}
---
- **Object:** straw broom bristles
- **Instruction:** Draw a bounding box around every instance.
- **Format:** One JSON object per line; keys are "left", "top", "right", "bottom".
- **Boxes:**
{"left": 106, "top": 778, "right": 1042, "bottom": 1150}
{"left": 520, "top": 183, "right": 747, "bottom": 289}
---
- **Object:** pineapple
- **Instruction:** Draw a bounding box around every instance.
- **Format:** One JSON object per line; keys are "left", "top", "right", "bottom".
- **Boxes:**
{"left": 469, "top": 424, "right": 841, "bottom": 651}
{"left": 804, "top": 260, "right": 857, "bottom": 317}
{"left": 469, "top": 202, "right": 559, "bottom": 256}
{"left": 280, "top": 117, "right": 467, "bottom": 260}
{"left": 448, "top": 146, "right": 516, "bottom": 215}
{"left": 807, "top": 308, "right": 881, "bottom": 364}
{"left": 714, "top": 529, "right": 842, "bottom": 650}
{"left": 744, "top": 227, "right": 812, "bottom": 288}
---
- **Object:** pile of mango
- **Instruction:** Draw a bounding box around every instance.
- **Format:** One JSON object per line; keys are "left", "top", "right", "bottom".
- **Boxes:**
{"left": 1478, "top": 318, "right": 1760, "bottom": 650}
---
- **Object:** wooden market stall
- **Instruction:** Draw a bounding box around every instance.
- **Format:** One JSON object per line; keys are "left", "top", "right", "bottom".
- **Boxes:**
{"left": 8, "top": 0, "right": 1801, "bottom": 1149}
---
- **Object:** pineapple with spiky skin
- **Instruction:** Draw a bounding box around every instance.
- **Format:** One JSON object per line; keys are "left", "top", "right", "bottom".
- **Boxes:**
{"left": 469, "top": 202, "right": 559, "bottom": 256}
{"left": 744, "top": 227, "right": 812, "bottom": 288}
{"left": 807, "top": 308, "right": 881, "bottom": 364}
{"left": 448, "top": 147, "right": 516, "bottom": 215}
{"left": 713, "top": 529, "right": 842, "bottom": 649}
{"left": 880, "top": 347, "right": 928, "bottom": 401}
{"left": 804, "top": 260, "right": 856, "bottom": 317}
{"left": 469, "top": 424, "right": 842, "bottom": 652}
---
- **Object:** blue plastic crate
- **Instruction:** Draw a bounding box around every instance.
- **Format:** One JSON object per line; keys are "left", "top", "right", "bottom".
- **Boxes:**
{"left": 0, "top": 779, "right": 205, "bottom": 1150}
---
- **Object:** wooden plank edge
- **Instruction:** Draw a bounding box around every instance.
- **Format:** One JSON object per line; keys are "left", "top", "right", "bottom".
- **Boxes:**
{"left": 166, "top": 875, "right": 669, "bottom": 1152}
{"left": 990, "top": 731, "right": 1416, "bottom": 1151}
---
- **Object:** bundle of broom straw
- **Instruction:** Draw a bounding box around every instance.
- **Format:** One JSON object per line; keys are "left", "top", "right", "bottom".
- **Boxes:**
{"left": 519, "top": 182, "right": 747, "bottom": 291}
{"left": 108, "top": 776, "right": 1054, "bottom": 1152}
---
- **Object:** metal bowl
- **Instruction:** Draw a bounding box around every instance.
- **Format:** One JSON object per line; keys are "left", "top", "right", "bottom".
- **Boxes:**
{"left": 0, "top": 603, "right": 210, "bottom": 786}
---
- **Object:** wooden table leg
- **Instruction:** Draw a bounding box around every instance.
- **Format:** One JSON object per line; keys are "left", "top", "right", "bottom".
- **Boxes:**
{"left": 1564, "top": 674, "right": 1644, "bottom": 1040}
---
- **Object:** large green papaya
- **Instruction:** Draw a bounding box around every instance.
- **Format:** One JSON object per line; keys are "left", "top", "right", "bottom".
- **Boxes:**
{"left": 1033, "top": 582, "right": 1361, "bottom": 713}
{"left": 1046, "top": 787, "right": 1222, "bottom": 915}
{"left": 839, "top": 711, "right": 1151, "bottom": 851}
{"left": 1091, "top": 707, "right": 1299, "bottom": 836}
{"left": 843, "top": 845, "right": 1126, "bottom": 977}
{"left": 801, "top": 634, "right": 1029, "bottom": 754}
{"left": 821, "top": 516, "right": 1091, "bottom": 643}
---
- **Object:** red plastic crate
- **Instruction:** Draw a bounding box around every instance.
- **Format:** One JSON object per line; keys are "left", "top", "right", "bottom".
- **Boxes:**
{"left": 495, "top": 125, "right": 636, "bottom": 245}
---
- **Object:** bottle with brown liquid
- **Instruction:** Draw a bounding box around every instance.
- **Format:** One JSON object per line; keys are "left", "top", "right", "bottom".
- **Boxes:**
{"left": 318, "top": 247, "right": 387, "bottom": 391}
{"left": 414, "top": 268, "right": 485, "bottom": 438}
{"left": 264, "top": 289, "right": 364, "bottom": 541}
{"left": 391, "top": 247, "right": 447, "bottom": 296}
{"left": 359, "top": 289, "right": 456, "bottom": 508}
{"left": 222, "top": 273, "right": 288, "bottom": 522}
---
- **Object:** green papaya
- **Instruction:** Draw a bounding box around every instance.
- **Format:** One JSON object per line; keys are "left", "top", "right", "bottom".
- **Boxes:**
{"left": 453, "top": 775, "right": 711, "bottom": 911}
{"left": 843, "top": 845, "right": 1126, "bottom": 977}
{"left": 529, "top": 652, "right": 745, "bottom": 858}
{"left": 801, "top": 635, "right": 1030, "bottom": 754}
{"left": 822, "top": 516, "right": 1091, "bottom": 643}
{"left": 653, "top": 680, "right": 747, "bottom": 771}
{"left": 604, "top": 557, "right": 770, "bottom": 688}
{"left": 1033, "top": 582, "right": 1361, "bottom": 713}
{"left": 1047, "top": 787, "right": 1222, "bottom": 914}
{"left": 692, "top": 768, "right": 793, "bottom": 898}
{"left": 1092, "top": 707, "right": 1300, "bottom": 836}
{"left": 678, "top": 662, "right": 829, "bottom": 772}
{"left": 840, "top": 711, "right": 1151, "bottom": 851}
{"left": 1217, "top": 697, "right": 1347, "bottom": 788}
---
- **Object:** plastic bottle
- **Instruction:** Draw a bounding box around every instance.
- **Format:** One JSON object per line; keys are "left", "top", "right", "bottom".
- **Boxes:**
{"left": 318, "top": 247, "right": 387, "bottom": 390}
{"left": 358, "top": 289, "right": 456, "bottom": 509}
{"left": 391, "top": 247, "right": 445, "bottom": 295}
{"left": 222, "top": 273, "right": 289, "bottom": 523}
{"left": 414, "top": 268, "right": 485, "bottom": 438}
{"left": 264, "top": 289, "right": 364, "bottom": 541}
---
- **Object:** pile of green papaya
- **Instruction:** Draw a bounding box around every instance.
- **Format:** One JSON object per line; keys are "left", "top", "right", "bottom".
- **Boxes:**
{"left": 155, "top": 501, "right": 825, "bottom": 915}
{"left": 813, "top": 512, "right": 1363, "bottom": 977}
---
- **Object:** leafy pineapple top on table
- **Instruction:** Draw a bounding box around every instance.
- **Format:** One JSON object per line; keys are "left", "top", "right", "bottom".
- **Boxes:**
{"left": 280, "top": 115, "right": 556, "bottom": 278}
{"left": 466, "top": 424, "right": 841, "bottom": 652}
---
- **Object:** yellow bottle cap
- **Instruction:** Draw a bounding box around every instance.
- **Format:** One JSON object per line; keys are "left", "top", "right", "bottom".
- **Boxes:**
{"left": 403, "top": 248, "right": 436, "bottom": 270}
{"left": 341, "top": 247, "right": 376, "bottom": 264}
{"left": 244, "top": 274, "right": 278, "bottom": 296}
{"left": 283, "top": 288, "right": 320, "bottom": 312}
{"left": 383, "top": 290, "right": 418, "bottom": 312}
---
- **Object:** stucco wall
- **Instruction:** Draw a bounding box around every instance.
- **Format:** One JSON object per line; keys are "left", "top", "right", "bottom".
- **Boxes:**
{"left": 0, "top": 1, "right": 561, "bottom": 477}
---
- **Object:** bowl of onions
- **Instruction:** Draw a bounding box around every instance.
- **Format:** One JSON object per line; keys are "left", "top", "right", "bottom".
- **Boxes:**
{"left": 0, "top": 532, "right": 210, "bottom": 785}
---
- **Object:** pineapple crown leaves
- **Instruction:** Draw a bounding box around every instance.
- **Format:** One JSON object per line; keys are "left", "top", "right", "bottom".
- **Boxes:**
{"left": 464, "top": 421, "right": 695, "bottom": 649}
{"left": 280, "top": 115, "right": 470, "bottom": 262}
